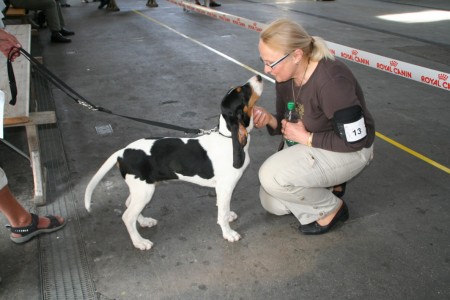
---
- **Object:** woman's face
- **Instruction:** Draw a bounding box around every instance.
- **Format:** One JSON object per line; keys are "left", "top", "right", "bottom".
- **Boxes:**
{"left": 258, "top": 40, "right": 295, "bottom": 83}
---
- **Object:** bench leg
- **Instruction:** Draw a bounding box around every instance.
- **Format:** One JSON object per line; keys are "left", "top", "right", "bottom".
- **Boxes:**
{"left": 25, "top": 124, "right": 46, "bottom": 206}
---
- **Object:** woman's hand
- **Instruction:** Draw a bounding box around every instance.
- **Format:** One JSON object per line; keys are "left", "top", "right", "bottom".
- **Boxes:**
{"left": 0, "top": 29, "right": 21, "bottom": 61}
{"left": 253, "top": 106, "right": 276, "bottom": 129}
{"left": 281, "top": 119, "right": 310, "bottom": 145}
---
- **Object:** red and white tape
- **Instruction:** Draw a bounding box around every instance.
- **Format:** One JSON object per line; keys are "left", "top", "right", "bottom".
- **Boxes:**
{"left": 166, "top": 0, "right": 265, "bottom": 32}
{"left": 166, "top": 0, "right": 449, "bottom": 91}
{"left": 327, "top": 42, "right": 449, "bottom": 91}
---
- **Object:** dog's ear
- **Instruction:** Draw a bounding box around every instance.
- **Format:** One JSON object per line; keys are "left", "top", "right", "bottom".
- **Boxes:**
{"left": 221, "top": 85, "right": 253, "bottom": 168}
{"left": 223, "top": 113, "right": 247, "bottom": 169}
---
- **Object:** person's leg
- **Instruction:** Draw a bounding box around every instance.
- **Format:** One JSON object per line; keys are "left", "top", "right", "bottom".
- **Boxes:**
{"left": 259, "top": 144, "right": 373, "bottom": 225}
{"left": 55, "top": 1, "right": 65, "bottom": 28}
{"left": 0, "top": 168, "right": 65, "bottom": 242}
{"left": 9, "top": 0, "right": 72, "bottom": 42}
{"left": 9, "top": 0, "right": 61, "bottom": 31}
{"left": 0, "top": 185, "right": 33, "bottom": 228}
{"left": 0, "top": 168, "right": 31, "bottom": 227}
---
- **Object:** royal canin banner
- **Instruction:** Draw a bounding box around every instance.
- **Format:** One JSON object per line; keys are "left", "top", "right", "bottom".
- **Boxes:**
{"left": 327, "top": 42, "right": 450, "bottom": 91}
{"left": 166, "top": 0, "right": 450, "bottom": 91}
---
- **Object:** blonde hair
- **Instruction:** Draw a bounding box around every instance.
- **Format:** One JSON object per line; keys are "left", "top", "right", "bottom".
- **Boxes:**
{"left": 260, "top": 18, "right": 334, "bottom": 62}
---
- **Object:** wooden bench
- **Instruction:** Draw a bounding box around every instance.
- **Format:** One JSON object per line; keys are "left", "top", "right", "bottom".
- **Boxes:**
{"left": 4, "top": 5, "right": 28, "bottom": 24}
{"left": 5, "top": 6, "right": 26, "bottom": 17}
{"left": 1, "top": 24, "right": 56, "bottom": 205}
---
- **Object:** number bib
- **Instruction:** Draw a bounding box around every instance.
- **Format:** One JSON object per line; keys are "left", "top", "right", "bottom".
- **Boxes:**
{"left": 343, "top": 116, "right": 367, "bottom": 142}
{"left": 333, "top": 105, "right": 368, "bottom": 144}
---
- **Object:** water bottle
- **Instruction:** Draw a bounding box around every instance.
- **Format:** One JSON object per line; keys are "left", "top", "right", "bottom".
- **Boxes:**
{"left": 284, "top": 102, "right": 299, "bottom": 147}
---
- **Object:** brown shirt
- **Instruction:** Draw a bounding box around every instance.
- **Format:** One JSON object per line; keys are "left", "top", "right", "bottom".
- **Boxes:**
{"left": 269, "top": 58, "right": 375, "bottom": 152}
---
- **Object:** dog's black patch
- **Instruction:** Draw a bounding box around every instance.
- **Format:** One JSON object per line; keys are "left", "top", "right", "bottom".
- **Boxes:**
{"left": 118, "top": 139, "right": 214, "bottom": 183}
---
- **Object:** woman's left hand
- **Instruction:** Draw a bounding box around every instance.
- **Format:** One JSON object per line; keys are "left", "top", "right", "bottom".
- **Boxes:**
{"left": 281, "top": 119, "right": 310, "bottom": 145}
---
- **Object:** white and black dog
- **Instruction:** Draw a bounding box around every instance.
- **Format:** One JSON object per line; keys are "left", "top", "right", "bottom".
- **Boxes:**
{"left": 85, "top": 75, "right": 263, "bottom": 250}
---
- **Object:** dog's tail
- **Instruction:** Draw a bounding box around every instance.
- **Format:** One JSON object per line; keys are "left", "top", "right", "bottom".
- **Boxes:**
{"left": 85, "top": 149, "right": 124, "bottom": 213}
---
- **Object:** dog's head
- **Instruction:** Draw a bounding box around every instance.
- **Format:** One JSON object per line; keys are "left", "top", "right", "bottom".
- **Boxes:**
{"left": 220, "top": 75, "right": 263, "bottom": 169}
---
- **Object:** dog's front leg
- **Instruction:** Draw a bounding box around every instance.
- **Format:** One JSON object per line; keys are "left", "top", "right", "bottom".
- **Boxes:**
{"left": 215, "top": 184, "right": 241, "bottom": 242}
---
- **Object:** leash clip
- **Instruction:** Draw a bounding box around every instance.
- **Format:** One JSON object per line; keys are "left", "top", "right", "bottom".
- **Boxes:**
{"left": 198, "top": 126, "right": 218, "bottom": 136}
{"left": 77, "top": 99, "right": 98, "bottom": 111}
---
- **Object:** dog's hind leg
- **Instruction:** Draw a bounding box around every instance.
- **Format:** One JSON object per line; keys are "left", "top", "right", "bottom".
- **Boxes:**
{"left": 125, "top": 195, "right": 158, "bottom": 228}
{"left": 123, "top": 177, "right": 156, "bottom": 250}
{"left": 215, "top": 183, "right": 241, "bottom": 242}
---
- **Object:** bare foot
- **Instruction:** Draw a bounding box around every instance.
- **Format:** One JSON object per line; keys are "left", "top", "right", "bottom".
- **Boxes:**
{"left": 317, "top": 199, "right": 343, "bottom": 226}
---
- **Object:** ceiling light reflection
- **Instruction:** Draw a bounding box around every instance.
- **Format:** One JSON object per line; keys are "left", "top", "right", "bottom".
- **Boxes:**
{"left": 378, "top": 10, "right": 450, "bottom": 23}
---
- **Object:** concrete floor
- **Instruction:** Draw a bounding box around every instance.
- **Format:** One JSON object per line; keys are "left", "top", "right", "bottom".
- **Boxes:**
{"left": 1, "top": 0, "right": 449, "bottom": 299}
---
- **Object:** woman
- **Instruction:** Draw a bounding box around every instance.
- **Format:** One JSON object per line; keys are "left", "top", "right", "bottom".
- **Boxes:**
{"left": 253, "top": 19, "right": 375, "bottom": 235}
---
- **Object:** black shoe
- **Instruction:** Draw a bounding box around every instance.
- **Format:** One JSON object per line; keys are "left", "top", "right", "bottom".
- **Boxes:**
{"left": 51, "top": 32, "right": 71, "bottom": 43}
{"left": 59, "top": 28, "right": 75, "bottom": 36}
{"left": 61, "top": 3, "right": 71, "bottom": 7}
{"left": 299, "top": 202, "right": 349, "bottom": 235}
{"left": 332, "top": 182, "right": 346, "bottom": 198}
{"left": 98, "top": 0, "right": 110, "bottom": 9}
{"left": 209, "top": 1, "right": 221, "bottom": 7}
{"left": 146, "top": 0, "right": 158, "bottom": 7}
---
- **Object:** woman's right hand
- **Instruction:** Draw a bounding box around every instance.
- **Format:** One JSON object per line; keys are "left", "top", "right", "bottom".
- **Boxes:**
{"left": 252, "top": 106, "right": 276, "bottom": 129}
{"left": 0, "top": 29, "right": 21, "bottom": 61}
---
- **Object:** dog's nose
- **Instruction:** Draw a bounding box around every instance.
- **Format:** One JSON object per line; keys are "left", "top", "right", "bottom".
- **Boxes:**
{"left": 256, "top": 75, "right": 262, "bottom": 82}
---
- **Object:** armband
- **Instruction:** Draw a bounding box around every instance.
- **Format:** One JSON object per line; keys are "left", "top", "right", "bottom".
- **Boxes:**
{"left": 332, "top": 105, "right": 367, "bottom": 143}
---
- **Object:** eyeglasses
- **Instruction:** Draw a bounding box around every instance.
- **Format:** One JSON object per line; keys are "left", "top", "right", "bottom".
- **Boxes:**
{"left": 261, "top": 52, "right": 292, "bottom": 69}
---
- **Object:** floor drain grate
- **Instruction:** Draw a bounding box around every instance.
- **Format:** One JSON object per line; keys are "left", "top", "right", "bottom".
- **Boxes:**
{"left": 33, "top": 70, "right": 97, "bottom": 299}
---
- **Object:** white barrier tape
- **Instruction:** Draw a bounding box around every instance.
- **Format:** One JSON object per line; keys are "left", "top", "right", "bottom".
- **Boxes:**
{"left": 327, "top": 42, "right": 450, "bottom": 91}
{"left": 167, "top": 0, "right": 450, "bottom": 92}
{"left": 166, "top": 0, "right": 265, "bottom": 32}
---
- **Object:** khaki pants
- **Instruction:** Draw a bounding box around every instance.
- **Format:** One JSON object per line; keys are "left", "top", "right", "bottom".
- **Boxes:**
{"left": 259, "top": 144, "right": 373, "bottom": 225}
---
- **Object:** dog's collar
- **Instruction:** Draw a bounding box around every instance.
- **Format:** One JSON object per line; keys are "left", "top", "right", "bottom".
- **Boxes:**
{"left": 219, "top": 131, "right": 232, "bottom": 138}
{"left": 199, "top": 127, "right": 219, "bottom": 135}
{"left": 218, "top": 126, "right": 232, "bottom": 138}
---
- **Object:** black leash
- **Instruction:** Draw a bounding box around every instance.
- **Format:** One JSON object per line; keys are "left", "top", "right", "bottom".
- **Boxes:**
{"left": 7, "top": 47, "right": 202, "bottom": 135}
{"left": 7, "top": 48, "right": 18, "bottom": 106}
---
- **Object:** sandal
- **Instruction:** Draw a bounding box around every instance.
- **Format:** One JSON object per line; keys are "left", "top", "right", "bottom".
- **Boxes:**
{"left": 6, "top": 213, "right": 66, "bottom": 244}
{"left": 332, "top": 182, "right": 346, "bottom": 198}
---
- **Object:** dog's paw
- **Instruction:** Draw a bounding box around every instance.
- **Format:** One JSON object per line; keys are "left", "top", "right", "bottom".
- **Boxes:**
{"left": 228, "top": 211, "right": 238, "bottom": 222}
{"left": 138, "top": 216, "right": 158, "bottom": 228}
{"left": 133, "top": 238, "right": 154, "bottom": 250}
{"left": 223, "top": 230, "right": 241, "bottom": 242}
